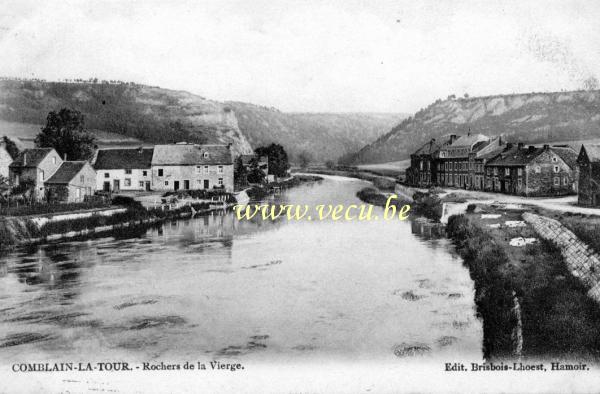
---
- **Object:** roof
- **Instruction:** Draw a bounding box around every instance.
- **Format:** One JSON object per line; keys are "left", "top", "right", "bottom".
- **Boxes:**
{"left": 486, "top": 146, "right": 544, "bottom": 166}
{"left": 551, "top": 146, "right": 578, "bottom": 169}
{"left": 478, "top": 146, "right": 507, "bottom": 161}
{"left": 152, "top": 144, "right": 233, "bottom": 166}
{"left": 45, "top": 161, "right": 89, "bottom": 184}
{"left": 413, "top": 139, "right": 441, "bottom": 156}
{"left": 9, "top": 148, "right": 54, "bottom": 168}
{"left": 580, "top": 145, "right": 600, "bottom": 163}
{"left": 447, "top": 134, "right": 489, "bottom": 148}
{"left": 94, "top": 148, "right": 154, "bottom": 170}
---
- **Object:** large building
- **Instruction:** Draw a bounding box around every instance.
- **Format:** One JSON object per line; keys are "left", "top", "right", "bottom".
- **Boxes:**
{"left": 8, "top": 148, "right": 63, "bottom": 200}
{"left": 94, "top": 147, "right": 154, "bottom": 192}
{"left": 468, "top": 136, "right": 505, "bottom": 190}
{"left": 407, "top": 139, "right": 442, "bottom": 187}
{"left": 151, "top": 143, "right": 234, "bottom": 192}
{"left": 45, "top": 161, "right": 97, "bottom": 203}
{"left": 438, "top": 133, "right": 489, "bottom": 188}
{"left": 484, "top": 144, "right": 577, "bottom": 196}
{"left": 577, "top": 144, "right": 600, "bottom": 206}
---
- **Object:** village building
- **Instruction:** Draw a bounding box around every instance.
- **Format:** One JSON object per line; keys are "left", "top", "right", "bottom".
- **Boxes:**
{"left": 8, "top": 148, "right": 63, "bottom": 200}
{"left": 576, "top": 144, "right": 600, "bottom": 206}
{"left": 0, "top": 145, "right": 11, "bottom": 178}
{"left": 438, "top": 133, "right": 489, "bottom": 188}
{"left": 151, "top": 143, "right": 234, "bottom": 192}
{"left": 467, "top": 136, "right": 505, "bottom": 190}
{"left": 407, "top": 138, "right": 441, "bottom": 187}
{"left": 484, "top": 144, "right": 577, "bottom": 196}
{"left": 93, "top": 147, "right": 154, "bottom": 192}
{"left": 239, "top": 154, "right": 269, "bottom": 181}
{"left": 44, "top": 161, "right": 96, "bottom": 203}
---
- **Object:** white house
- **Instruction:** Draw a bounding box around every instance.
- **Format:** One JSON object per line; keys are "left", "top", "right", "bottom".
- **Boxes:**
{"left": 151, "top": 143, "right": 234, "bottom": 192}
{"left": 93, "top": 147, "right": 154, "bottom": 192}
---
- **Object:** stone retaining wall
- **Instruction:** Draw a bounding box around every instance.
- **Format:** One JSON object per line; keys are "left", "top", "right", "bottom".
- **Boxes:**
{"left": 523, "top": 212, "right": 600, "bottom": 303}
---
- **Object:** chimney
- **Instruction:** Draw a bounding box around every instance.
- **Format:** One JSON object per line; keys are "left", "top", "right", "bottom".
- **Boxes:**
{"left": 518, "top": 142, "right": 524, "bottom": 150}
{"left": 449, "top": 134, "right": 458, "bottom": 144}
{"left": 498, "top": 136, "right": 503, "bottom": 145}
{"left": 528, "top": 145, "right": 535, "bottom": 153}
{"left": 543, "top": 144, "right": 549, "bottom": 151}
{"left": 64, "top": 153, "right": 67, "bottom": 161}
{"left": 23, "top": 152, "right": 27, "bottom": 166}
{"left": 227, "top": 142, "right": 232, "bottom": 150}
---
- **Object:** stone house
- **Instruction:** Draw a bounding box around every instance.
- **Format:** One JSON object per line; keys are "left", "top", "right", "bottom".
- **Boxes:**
{"left": 0, "top": 145, "right": 11, "bottom": 178}
{"left": 467, "top": 136, "right": 505, "bottom": 190}
{"left": 151, "top": 143, "right": 234, "bottom": 192}
{"left": 45, "top": 161, "right": 97, "bottom": 203}
{"left": 9, "top": 148, "right": 63, "bottom": 200}
{"left": 484, "top": 144, "right": 577, "bottom": 196}
{"left": 407, "top": 138, "right": 442, "bottom": 187}
{"left": 438, "top": 133, "right": 489, "bottom": 188}
{"left": 577, "top": 144, "right": 600, "bottom": 206}
{"left": 94, "top": 147, "right": 154, "bottom": 192}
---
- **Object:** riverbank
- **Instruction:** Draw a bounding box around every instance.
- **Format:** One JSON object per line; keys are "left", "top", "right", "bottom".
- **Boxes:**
{"left": 447, "top": 204, "right": 600, "bottom": 361}
{"left": 356, "top": 187, "right": 443, "bottom": 221}
{"left": 245, "top": 174, "right": 323, "bottom": 199}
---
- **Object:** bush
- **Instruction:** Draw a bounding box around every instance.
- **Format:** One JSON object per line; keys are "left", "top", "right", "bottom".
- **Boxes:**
{"left": 112, "top": 195, "right": 144, "bottom": 211}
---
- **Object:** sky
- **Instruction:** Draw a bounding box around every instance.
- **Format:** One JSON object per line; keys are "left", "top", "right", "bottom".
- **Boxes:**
{"left": 1, "top": 0, "right": 599, "bottom": 113}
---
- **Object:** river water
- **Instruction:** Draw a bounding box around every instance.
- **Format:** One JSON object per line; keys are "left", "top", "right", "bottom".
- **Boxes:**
{"left": 0, "top": 175, "right": 482, "bottom": 364}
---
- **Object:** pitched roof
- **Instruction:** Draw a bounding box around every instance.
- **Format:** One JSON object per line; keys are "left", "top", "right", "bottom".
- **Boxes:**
{"left": 9, "top": 148, "right": 54, "bottom": 168}
{"left": 94, "top": 148, "right": 154, "bottom": 170}
{"left": 581, "top": 145, "right": 600, "bottom": 163}
{"left": 551, "top": 146, "right": 578, "bottom": 169}
{"left": 448, "top": 133, "right": 489, "bottom": 148}
{"left": 152, "top": 144, "right": 233, "bottom": 166}
{"left": 486, "top": 146, "right": 544, "bottom": 166}
{"left": 478, "top": 146, "right": 507, "bottom": 161}
{"left": 45, "top": 161, "right": 89, "bottom": 184}
{"left": 413, "top": 139, "right": 441, "bottom": 156}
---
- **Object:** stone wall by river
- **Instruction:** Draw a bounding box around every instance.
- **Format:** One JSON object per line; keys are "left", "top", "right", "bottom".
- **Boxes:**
{"left": 523, "top": 212, "right": 600, "bottom": 303}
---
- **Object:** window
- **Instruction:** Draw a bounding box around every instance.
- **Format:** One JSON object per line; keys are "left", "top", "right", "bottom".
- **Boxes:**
{"left": 218, "top": 178, "right": 223, "bottom": 186}
{"left": 104, "top": 172, "right": 109, "bottom": 178}
{"left": 203, "top": 152, "right": 209, "bottom": 159}
{"left": 125, "top": 169, "right": 132, "bottom": 174}
{"left": 139, "top": 181, "right": 144, "bottom": 188}
{"left": 196, "top": 166, "right": 201, "bottom": 174}
{"left": 142, "top": 171, "right": 147, "bottom": 177}
{"left": 517, "top": 168, "right": 522, "bottom": 176}
{"left": 204, "top": 165, "right": 209, "bottom": 174}
{"left": 80, "top": 175, "right": 84, "bottom": 183}
{"left": 52, "top": 157, "right": 56, "bottom": 164}
{"left": 534, "top": 165, "right": 541, "bottom": 173}
{"left": 40, "top": 170, "right": 44, "bottom": 181}
{"left": 505, "top": 168, "right": 510, "bottom": 176}
{"left": 165, "top": 181, "right": 169, "bottom": 186}
{"left": 493, "top": 168, "right": 498, "bottom": 176}
{"left": 518, "top": 179, "right": 522, "bottom": 189}
{"left": 563, "top": 177, "right": 568, "bottom": 186}
{"left": 554, "top": 177, "right": 559, "bottom": 186}
{"left": 76, "top": 188, "right": 81, "bottom": 198}
{"left": 552, "top": 157, "right": 558, "bottom": 162}
{"left": 124, "top": 178, "right": 131, "bottom": 187}
{"left": 158, "top": 169, "right": 164, "bottom": 176}
{"left": 553, "top": 166, "right": 559, "bottom": 173}
{"left": 218, "top": 165, "right": 223, "bottom": 174}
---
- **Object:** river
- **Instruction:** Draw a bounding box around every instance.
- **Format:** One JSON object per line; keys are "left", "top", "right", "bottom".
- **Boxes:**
{"left": 0, "top": 175, "right": 482, "bottom": 364}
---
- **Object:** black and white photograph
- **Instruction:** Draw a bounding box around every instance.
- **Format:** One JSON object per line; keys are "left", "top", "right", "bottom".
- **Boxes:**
{"left": 1, "top": 1, "right": 600, "bottom": 392}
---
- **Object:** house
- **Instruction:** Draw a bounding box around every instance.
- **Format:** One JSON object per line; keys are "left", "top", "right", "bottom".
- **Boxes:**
{"left": 44, "top": 161, "right": 96, "bottom": 203}
{"left": 0, "top": 145, "right": 11, "bottom": 178}
{"left": 407, "top": 138, "right": 441, "bottom": 187}
{"left": 151, "top": 143, "right": 234, "bottom": 192}
{"left": 467, "top": 136, "right": 505, "bottom": 190}
{"left": 94, "top": 147, "right": 154, "bottom": 192}
{"left": 577, "top": 144, "right": 600, "bottom": 206}
{"left": 8, "top": 148, "right": 63, "bottom": 200}
{"left": 438, "top": 133, "right": 489, "bottom": 188}
{"left": 484, "top": 144, "right": 577, "bottom": 196}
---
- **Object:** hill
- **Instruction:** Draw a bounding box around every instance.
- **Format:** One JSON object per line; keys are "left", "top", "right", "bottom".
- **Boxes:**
{"left": 345, "top": 90, "right": 600, "bottom": 164}
{"left": 0, "top": 79, "right": 403, "bottom": 162}
{"left": 0, "top": 79, "right": 254, "bottom": 157}
{"left": 225, "top": 102, "right": 404, "bottom": 162}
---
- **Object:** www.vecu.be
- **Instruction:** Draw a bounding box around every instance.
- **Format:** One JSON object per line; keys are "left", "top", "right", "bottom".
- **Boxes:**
{"left": 233, "top": 194, "right": 411, "bottom": 221}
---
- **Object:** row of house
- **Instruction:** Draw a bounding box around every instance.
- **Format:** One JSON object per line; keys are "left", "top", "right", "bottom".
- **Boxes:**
{"left": 407, "top": 133, "right": 580, "bottom": 198}
{"left": 2, "top": 143, "right": 236, "bottom": 202}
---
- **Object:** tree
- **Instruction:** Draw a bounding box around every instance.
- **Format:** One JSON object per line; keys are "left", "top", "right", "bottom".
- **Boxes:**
{"left": 246, "top": 157, "right": 266, "bottom": 184}
{"left": 2, "top": 136, "right": 20, "bottom": 159}
{"left": 297, "top": 151, "right": 312, "bottom": 169}
{"left": 35, "top": 108, "right": 96, "bottom": 161}
{"left": 254, "top": 143, "right": 290, "bottom": 178}
{"left": 234, "top": 156, "right": 248, "bottom": 187}
{"left": 325, "top": 160, "right": 336, "bottom": 169}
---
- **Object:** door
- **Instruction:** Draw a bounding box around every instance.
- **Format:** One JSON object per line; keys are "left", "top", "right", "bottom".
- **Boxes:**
{"left": 103, "top": 182, "right": 110, "bottom": 192}
{"left": 174, "top": 181, "right": 180, "bottom": 191}
{"left": 113, "top": 180, "right": 120, "bottom": 192}
{"left": 184, "top": 180, "right": 190, "bottom": 190}
{"left": 145, "top": 181, "right": 151, "bottom": 191}
{"left": 203, "top": 179, "right": 209, "bottom": 189}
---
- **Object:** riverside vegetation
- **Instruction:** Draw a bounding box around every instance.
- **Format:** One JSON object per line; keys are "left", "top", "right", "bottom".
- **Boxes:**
{"left": 447, "top": 208, "right": 600, "bottom": 361}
